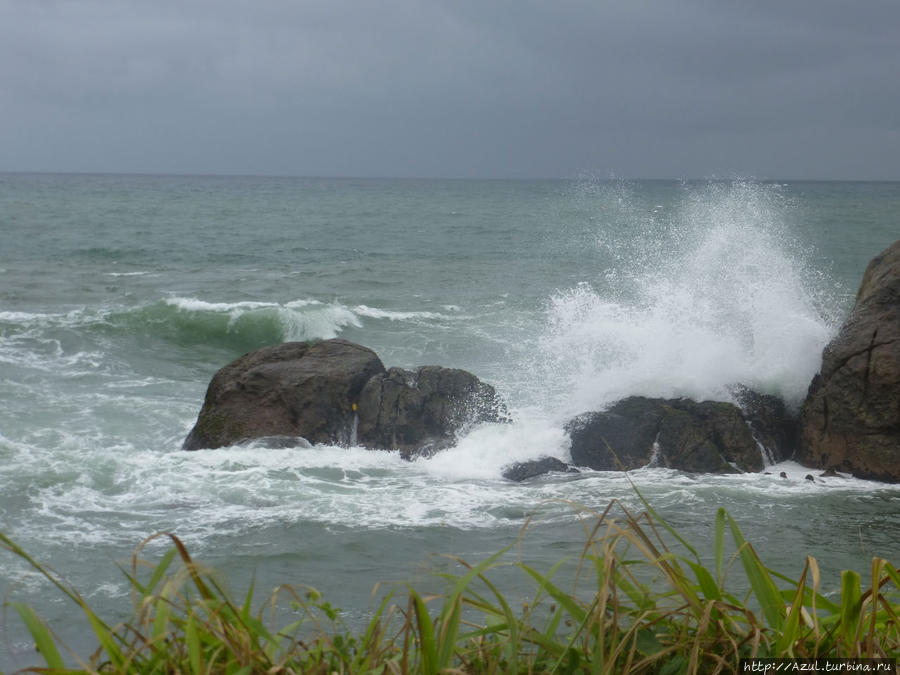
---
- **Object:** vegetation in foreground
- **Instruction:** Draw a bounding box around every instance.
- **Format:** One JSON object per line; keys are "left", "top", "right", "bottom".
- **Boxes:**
{"left": 2, "top": 492, "right": 898, "bottom": 674}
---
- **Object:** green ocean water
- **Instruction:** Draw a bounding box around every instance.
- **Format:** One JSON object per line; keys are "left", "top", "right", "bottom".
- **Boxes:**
{"left": 1, "top": 173, "right": 899, "bottom": 668}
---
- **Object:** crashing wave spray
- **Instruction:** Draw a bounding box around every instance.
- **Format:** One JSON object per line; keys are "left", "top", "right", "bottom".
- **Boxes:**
{"left": 536, "top": 180, "right": 840, "bottom": 418}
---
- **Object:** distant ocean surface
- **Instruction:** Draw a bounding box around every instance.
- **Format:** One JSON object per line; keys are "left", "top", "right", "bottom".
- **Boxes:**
{"left": 2, "top": 173, "right": 899, "bottom": 668}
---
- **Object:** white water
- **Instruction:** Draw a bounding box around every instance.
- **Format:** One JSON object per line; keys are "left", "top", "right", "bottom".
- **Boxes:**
{"left": 533, "top": 181, "right": 839, "bottom": 418}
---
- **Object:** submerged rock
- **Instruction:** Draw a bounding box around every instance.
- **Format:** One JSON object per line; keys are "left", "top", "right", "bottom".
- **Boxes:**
{"left": 501, "top": 457, "right": 578, "bottom": 482}
{"left": 798, "top": 239, "right": 900, "bottom": 482}
{"left": 183, "top": 339, "right": 506, "bottom": 455}
{"left": 566, "top": 396, "right": 765, "bottom": 474}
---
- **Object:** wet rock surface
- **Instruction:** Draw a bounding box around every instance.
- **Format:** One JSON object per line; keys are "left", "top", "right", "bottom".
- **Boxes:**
{"left": 566, "top": 396, "right": 765, "bottom": 474}
{"left": 357, "top": 365, "right": 507, "bottom": 459}
{"left": 730, "top": 385, "right": 797, "bottom": 464}
{"left": 183, "top": 339, "right": 506, "bottom": 455}
{"left": 501, "top": 457, "right": 578, "bottom": 482}
{"left": 798, "top": 239, "right": 900, "bottom": 482}
{"left": 183, "top": 340, "right": 385, "bottom": 451}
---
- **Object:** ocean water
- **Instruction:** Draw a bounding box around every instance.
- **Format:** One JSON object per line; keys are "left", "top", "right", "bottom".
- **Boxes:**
{"left": 1, "top": 173, "right": 899, "bottom": 667}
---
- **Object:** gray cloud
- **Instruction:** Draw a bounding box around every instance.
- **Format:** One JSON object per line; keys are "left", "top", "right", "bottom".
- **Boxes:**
{"left": 1, "top": 0, "right": 898, "bottom": 178}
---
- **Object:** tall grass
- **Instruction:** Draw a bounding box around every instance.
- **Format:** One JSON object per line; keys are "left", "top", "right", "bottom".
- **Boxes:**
{"left": 2, "top": 495, "right": 898, "bottom": 674}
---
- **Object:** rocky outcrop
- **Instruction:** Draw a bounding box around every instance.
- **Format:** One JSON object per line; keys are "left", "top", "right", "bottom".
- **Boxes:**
{"left": 183, "top": 340, "right": 385, "bottom": 450}
{"left": 798, "top": 240, "right": 900, "bottom": 482}
{"left": 183, "top": 339, "right": 506, "bottom": 455}
{"left": 357, "top": 365, "right": 507, "bottom": 459}
{"left": 566, "top": 397, "right": 766, "bottom": 474}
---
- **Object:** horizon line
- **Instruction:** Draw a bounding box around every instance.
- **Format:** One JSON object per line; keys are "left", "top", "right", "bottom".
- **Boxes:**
{"left": 1, "top": 169, "right": 898, "bottom": 184}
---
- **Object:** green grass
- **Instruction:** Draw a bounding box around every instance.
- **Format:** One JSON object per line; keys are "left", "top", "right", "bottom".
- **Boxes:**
{"left": 2, "top": 495, "right": 898, "bottom": 674}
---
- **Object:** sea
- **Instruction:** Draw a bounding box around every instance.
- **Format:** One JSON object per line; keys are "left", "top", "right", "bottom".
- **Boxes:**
{"left": 1, "top": 173, "right": 899, "bottom": 669}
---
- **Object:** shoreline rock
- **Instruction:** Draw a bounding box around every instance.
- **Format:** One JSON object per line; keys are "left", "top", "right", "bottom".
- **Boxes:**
{"left": 729, "top": 385, "right": 797, "bottom": 464}
{"left": 797, "top": 239, "right": 900, "bottom": 483}
{"left": 566, "top": 396, "right": 770, "bottom": 474}
{"left": 181, "top": 235, "right": 900, "bottom": 486}
{"left": 357, "top": 365, "right": 507, "bottom": 459}
{"left": 183, "top": 339, "right": 506, "bottom": 455}
{"left": 183, "top": 340, "right": 384, "bottom": 451}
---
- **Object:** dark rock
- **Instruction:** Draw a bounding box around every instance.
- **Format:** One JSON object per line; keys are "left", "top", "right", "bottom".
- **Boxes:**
{"left": 502, "top": 457, "right": 578, "bottom": 482}
{"left": 566, "top": 396, "right": 765, "bottom": 474}
{"left": 779, "top": 471, "right": 788, "bottom": 478}
{"left": 729, "top": 385, "right": 798, "bottom": 463}
{"left": 566, "top": 397, "right": 661, "bottom": 470}
{"left": 183, "top": 339, "right": 506, "bottom": 455}
{"left": 184, "top": 340, "right": 385, "bottom": 450}
{"left": 805, "top": 474, "right": 815, "bottom": 482}
{"left": 357, "top": 366, "right": 507, "bottom": 459}
{"left": 798, "top": 239, "right": 900, "bottom": 482}
{"left": 819, "top": 468, "right": 841, "bottom": 478}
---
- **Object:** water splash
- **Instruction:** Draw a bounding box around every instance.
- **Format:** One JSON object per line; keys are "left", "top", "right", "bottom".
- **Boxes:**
{"left": 536, "top": 180, "right": 840, "bottom": 417}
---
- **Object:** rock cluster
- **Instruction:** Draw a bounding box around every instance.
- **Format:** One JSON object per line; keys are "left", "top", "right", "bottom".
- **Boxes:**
{"left": 183, "top": 339, "right": 506, "bottom": 456}
{"left": 183, "top": 240, "right": 900, "bottom": 483}
{"left": 566, "top": 239, "right": 900, "bottom": 482}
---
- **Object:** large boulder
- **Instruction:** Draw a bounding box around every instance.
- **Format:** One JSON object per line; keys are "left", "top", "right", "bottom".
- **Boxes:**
{"left": 183, "top": 340, "right": 385, "bottom": 450}
{"left": 356, "top": 365, "right": 507, "bottom": 459}
{"left": 798, "top": 240, "right": 900, "bottom": 482}
{"left": 566, "top": 397, "right": 766, "bottom": 474}
{"left": 183, "top": 339, "right": 506, "bottom": 455}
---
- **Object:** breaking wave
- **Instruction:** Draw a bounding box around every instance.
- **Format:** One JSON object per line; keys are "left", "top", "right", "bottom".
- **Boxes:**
{"left": 0, "top": 297, "right": 458, "bottom": 358}
{"left": 532, "top": 180, "right": 841, "bottom": 417}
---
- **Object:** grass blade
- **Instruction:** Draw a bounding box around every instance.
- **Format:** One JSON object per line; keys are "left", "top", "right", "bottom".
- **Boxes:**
{"left": 775, "top": 558, "right": 809, "bottom": 656}
{"left": 186, "top": 613, "right": 204, "bottom": 675}
{"left": 723, "top": 508, "right": 784, "bottom": 630}
{"left": 839, "top": 569, "right": 862, "bottom": 653}
{"left": 410, "top": 589, "right": 438, "bottom": 675}
{"left": 13, "top": 602, "right": 67, "bottom": 671}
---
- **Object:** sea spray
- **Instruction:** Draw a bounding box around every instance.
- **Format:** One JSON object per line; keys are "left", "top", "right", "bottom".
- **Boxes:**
{"left": 533, "top": 180, "right": 840, "bottom": 418}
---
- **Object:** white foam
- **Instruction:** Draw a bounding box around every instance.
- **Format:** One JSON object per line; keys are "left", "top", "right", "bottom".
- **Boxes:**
{"left": 536, "top": 181, "right": 839, "bottom": 416}
{"left": 284, "top": 299, "right": 325, "bottom": 308}
{"left": 417, "top": 418, "right": 570, "bottom": 480}
{"left": 164, "top": 297, "right": 280, "bottom": 312}
{"left": 162, "top": 296, "right": 458, "bottom": 340}
{"left": 352, "top": 305, "right": 450, "bottom": 321}
{"left": 278, "top": 303, "right": 362, "bottom": 339}
{"left": 0, "top": 310, "right": 58, "bottom": 323}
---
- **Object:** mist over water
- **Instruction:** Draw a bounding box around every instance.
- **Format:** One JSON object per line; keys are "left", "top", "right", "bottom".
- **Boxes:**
{"left": 1, "top": 174, "right": 898, "bottom": 670}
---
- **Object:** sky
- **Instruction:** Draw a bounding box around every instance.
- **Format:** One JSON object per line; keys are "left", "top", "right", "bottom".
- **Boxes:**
{"left": 1, "top": 0, "right": 898, "bottom": 180}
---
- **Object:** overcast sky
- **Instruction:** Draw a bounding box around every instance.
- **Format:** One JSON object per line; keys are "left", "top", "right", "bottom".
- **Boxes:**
{"left": 1, "top": 0, "right": 898, "bottom": 179}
